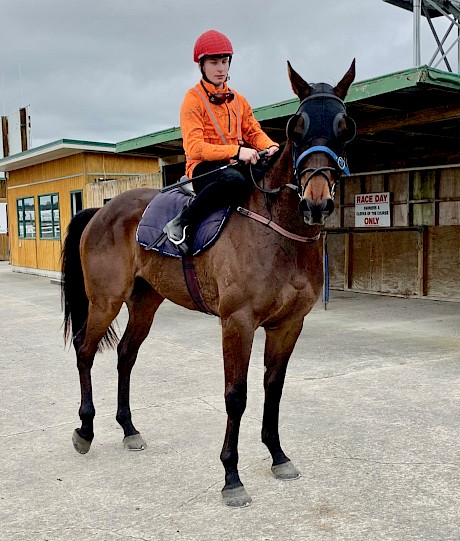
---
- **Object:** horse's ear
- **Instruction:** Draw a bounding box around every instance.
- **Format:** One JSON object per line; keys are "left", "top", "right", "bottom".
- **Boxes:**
{"left": 333, "top": 59, "right": 356, "bottom": 100}
{"left": 287, "top": 61, "right": 312, "bottom": 101}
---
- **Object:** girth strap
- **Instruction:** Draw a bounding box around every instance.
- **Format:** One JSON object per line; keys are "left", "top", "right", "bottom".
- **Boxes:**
{"left": 182, "top": 255, "right": 216, "bottom": 316}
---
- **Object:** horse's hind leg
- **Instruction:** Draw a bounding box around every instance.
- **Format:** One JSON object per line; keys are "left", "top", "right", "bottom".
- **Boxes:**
{"left": 262, "top": 319, "right": 303, "bottom": 480}
{"left": 116, "top": 278, "right": 164, "bottom": 450}
{"left": 73, "top": 298, "right": 123, "bottom": 454}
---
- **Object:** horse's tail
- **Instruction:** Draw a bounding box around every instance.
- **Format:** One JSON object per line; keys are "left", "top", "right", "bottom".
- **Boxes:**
{"left": 61, "top": 208, "right": 118, "bottom": 350}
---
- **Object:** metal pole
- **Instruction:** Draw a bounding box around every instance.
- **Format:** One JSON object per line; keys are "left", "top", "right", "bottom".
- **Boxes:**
{"left": 322, "top": 232, "right": 329, "bottom": 310}
{"left": 413, "top": 0, "right": 422, "bottom": 66}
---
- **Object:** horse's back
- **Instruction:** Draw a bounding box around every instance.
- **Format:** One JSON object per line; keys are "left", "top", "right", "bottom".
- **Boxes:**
{"left": 78, "top": 188, "right": 158, "bottom": 278}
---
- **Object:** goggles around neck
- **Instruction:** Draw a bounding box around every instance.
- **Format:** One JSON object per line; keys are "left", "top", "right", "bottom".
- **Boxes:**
{"left": 200, "top": 81, "right": 234, "bottom": 105}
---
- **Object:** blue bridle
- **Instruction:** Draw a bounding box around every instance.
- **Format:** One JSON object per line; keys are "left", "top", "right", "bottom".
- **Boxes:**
{"left": 294, "top": 145, "right": 351, "bottom": 177}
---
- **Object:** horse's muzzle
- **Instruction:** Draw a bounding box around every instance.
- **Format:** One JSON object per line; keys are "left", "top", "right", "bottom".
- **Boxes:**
{"left": 299, "top": 198, "right": 335, "bottom": 225}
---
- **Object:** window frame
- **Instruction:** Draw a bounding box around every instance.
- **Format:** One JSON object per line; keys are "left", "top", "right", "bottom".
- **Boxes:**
{"left": 38, "top": 192, "right": 61, "bottom": 240}
{"left": 70, "top": 190, "right": 83, "bottom": 218}
{"left": 16, "top": 196, "right": 36, "bottom": 239}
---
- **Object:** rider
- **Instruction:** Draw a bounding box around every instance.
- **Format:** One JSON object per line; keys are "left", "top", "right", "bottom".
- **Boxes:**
{"left": 163, "top": 29, "right": 279, "bottom": 253}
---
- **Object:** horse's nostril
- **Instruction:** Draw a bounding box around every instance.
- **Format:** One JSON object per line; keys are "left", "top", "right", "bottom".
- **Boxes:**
{"left": 298, "top": 198, "right": 309, "bottom": 212}
{"left": 322, "top": 199, "right": 334, "bottom": 216}
{"left": 300, "top": 198, "right": 334, "bottom": 215}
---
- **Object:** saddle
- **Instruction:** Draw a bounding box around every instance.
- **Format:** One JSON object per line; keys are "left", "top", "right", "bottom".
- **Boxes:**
{"left": 136, "top": 182, "right": 231, "bottom": 258}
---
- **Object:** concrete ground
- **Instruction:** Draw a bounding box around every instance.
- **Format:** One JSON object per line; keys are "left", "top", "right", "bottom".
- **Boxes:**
{"left": 0, "top": 260, "right": 459, "bottom": 541}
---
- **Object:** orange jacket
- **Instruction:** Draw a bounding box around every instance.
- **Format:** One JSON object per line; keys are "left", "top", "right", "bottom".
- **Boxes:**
{"left": 180, "top": 79, "right": 278, "bottom": 177}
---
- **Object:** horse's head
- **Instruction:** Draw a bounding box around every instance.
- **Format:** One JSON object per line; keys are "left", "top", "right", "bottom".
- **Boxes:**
{"left": 286, "top": 60, "right": 356, "bottom": 225}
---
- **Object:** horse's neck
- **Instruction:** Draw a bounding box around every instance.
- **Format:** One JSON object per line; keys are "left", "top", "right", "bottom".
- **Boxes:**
{"left": 248, "top": 147, "right": 309, "bottom": 234}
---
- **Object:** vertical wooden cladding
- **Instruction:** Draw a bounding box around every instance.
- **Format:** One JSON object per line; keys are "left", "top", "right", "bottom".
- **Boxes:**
{"left": 0, "top": 235, "right": 8, "bottom": 260}
{"left": 351, "top": 231, "right": 419, "bottom": 296}
{"left": 426, "top": 226, "right": 460, "bottom": 298}
{"left": 6, "top": 152, "right": 159, "bottom": 273}
{"left": 343, "top": 176, "right": 361, "bottom": 227}
{"left": 84, "top": 154, "right": 159, "bottom": 182}
{"left": 0, "top": 192, "right": 8, "bottom": 259}
{"left": 7, "top": 155, "right": 86, "bottom": 271}
{"left": 412, "top": 170, "right": 435, "bottom": 225}
{"left": 438, "top": 168, "right": 460, "bottom": 225}
{"left": 326, "top": 165, "right": 460, "bottom": 300}
{"left": 85, "top": 173, "right": 162, "bottom": 207}
{"left": 327, "top": 233, "right": 345, "bottom": 288}
{"left": 388, "top": 171, "right": 409, "bottom": 226}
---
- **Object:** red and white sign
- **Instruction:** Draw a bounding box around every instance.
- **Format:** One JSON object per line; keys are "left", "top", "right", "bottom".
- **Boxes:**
{"left": 355, "top": 192, "right": 390, "bottom": 227}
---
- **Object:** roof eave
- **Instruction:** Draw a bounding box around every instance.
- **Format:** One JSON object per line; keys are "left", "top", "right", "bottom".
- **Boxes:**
{"left": 0, "top": 139, "right": 116, "bottom": 172}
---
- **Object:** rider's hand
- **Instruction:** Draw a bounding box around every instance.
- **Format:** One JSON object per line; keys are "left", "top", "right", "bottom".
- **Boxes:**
{"left": 266, "top": 145, "right": 279, "bottom": 157}
{"left": 238, "top": 147, "right": 260, "bottom": 165}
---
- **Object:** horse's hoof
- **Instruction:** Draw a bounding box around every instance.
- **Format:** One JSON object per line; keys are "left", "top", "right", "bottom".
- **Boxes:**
{"left": 271, "top": 461, "right": 301, "bottom": 480}
{"left": 123, "top": 434, "right": 147, "bottom": 451}
{"left": 72, "top": 429, "right": 92, "bottom": 454}
{"left": 221, "top": 486, "right": 252, "bottom": 508}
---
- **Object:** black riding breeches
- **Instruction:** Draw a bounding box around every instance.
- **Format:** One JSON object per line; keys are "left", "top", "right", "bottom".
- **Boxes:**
{"left": 180, "top": 161, "right": 252, "bottom": 226}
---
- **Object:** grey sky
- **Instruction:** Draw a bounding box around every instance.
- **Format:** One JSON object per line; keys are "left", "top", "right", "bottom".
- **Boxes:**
{"left": 0, "top": 0, "right": 456, "bottom": 154}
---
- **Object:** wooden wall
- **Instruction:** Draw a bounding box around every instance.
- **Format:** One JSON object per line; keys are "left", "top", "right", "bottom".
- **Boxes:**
{"left": 6, "top": 152, "right": 159, "bottom": 273}
{"left": 85, "top": 172, "right": 162, "bottom": 207}
{"left": 4, "top": 149, "right": 459, "bottom": 300}
{"left": 7, "top": 154, "right": 86, "bottom": 271}
{"left": 0, "top": 235, "right": 8, "bottom": 260}
{"left": 326, "top": 165, "right": 460, "bottom": 301}
{"left": 0, "top": 181, "right": 7, "bottom": 259}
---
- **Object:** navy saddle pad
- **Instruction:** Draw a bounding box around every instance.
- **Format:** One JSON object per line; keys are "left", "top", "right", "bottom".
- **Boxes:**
{"left": 136, "top": 189, "right": 231, "bottom": 258}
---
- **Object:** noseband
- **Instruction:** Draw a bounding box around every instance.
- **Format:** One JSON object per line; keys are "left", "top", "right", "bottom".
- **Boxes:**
{"left": 294, "top": 146, "right": 350, "bottom": 200}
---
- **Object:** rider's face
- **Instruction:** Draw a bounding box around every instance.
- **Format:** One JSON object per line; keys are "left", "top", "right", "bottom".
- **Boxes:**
{"left": 201, "top": 57, "right": 230, "bottom": 88}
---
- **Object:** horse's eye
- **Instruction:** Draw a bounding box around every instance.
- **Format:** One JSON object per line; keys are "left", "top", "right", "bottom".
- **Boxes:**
{"left": 334, "top": 114, "right": 356, "bottom": 143}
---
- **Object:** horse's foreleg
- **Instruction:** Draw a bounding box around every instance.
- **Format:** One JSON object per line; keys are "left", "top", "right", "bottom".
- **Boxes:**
{"left": 220, "top": 311, "right": 255, "bottom": 507}
{"left": 116, "top": 284, "right": 164, "bottom": 450}
{"left": 262, "top": 319, "right": 303, "bottom": 480}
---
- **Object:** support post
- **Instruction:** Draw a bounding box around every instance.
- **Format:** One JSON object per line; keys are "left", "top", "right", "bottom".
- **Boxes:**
{"left": 413, "top": 0, "right": 422, "bottom": 67}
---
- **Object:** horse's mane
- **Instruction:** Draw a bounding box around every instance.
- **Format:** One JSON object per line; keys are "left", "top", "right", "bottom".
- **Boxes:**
{"left": 264, "top": 143, "right": 286, "bottom": 174}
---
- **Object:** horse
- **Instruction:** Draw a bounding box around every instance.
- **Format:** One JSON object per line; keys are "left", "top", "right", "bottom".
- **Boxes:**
{"left": 61, "top": 60, "right": 356, "bottom": 507}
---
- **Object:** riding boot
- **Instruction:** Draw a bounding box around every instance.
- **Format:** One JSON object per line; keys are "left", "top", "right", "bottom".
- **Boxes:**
{"left": 163, "top": 211, "right": 189, "bottom": 254}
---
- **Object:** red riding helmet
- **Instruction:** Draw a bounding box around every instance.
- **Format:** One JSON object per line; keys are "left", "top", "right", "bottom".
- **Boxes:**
{"left": 193, "top": 30, "right": 234, "bottom": 63}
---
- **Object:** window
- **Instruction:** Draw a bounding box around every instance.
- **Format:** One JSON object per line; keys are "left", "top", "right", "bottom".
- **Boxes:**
{"left": 17, "top": 197, "right": 36, "bottom": 238}
{"left": 39, "top": 193, "right": 60, "bottom": 239}
{"left": 70, "top": 190, "right": 83, "bottom": 217}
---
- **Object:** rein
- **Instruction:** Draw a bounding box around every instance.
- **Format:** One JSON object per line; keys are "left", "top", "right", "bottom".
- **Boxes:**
{"left": 237, "top": 206, "right": 321, "bottom": 243}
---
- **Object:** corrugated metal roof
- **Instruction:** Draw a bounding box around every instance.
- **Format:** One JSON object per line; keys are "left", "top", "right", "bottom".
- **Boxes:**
{"left": 115, "top": 65, "right": 460, "bottom": 158}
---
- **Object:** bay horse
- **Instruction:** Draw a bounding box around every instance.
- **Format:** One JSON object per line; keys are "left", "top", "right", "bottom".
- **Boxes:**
{"left": 61, "top": 60, "right": 356, "bottom": 507}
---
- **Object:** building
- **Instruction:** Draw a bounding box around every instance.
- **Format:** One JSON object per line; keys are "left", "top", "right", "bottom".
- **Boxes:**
{"left": 0, "top": 65, "right": 459, "bottom": 300}
{"left": 117, "top": 66, "right": 460, "bottom": 301}
{"left": 0, "top": 140, "right": 160, "bottom": 277}
{"left": 0, "top": 173, "right": 7, "bottom": 260}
